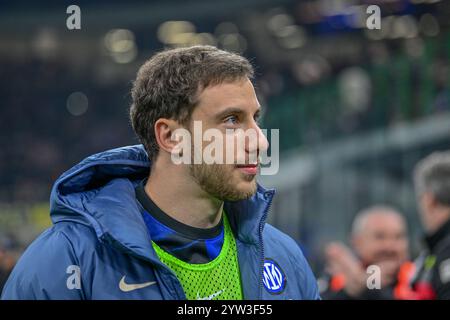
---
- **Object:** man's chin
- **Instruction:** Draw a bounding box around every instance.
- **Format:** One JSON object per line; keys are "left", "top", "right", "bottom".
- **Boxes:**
{"left": 228, "top": 180, "right": 258, "bottom": 201}
{"left": 190, "top": 164, "right": 258, "bottom": 201}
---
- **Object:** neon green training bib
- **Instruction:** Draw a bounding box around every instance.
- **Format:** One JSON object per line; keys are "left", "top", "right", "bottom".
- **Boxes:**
{"left": 152, "top": 213, "right": 244, "bottom": 300}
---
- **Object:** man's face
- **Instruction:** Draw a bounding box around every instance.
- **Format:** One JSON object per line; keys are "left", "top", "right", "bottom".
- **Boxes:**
{"left": 353, "top": 213, "right": 409, "bottom": 267}
{"left": 186, "top": 78, "right": 268, "bottom": 201}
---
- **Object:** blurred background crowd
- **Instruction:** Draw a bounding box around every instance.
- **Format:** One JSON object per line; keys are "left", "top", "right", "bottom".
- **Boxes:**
{"left": 1, "top": 0, "right": 450, "bottom": 297}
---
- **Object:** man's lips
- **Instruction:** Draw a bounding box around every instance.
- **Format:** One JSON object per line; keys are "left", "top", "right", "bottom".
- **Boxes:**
{"left": 236, "top": 164, "right": 258, "bottom": 175}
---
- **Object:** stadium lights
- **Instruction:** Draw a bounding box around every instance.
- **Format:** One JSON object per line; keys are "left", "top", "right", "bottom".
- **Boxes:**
{"left": 214, "top": 21, "right": 246, "bottom": 52}
{"left": 103, "top": 29, "right": 137, "bottom": 64}
{"left": 419, "top": 14, "right": 440, "bottom": 37}
{"left": 266, "top": 11, "right": 307, "bottom": 49}
{"left": 66, "top": 92, "right": 88, "bottom": 116}
{"left": 365, "top": 15, "right": 420, "bottom": 40}
{"left": 158, "top": 21, "right": 217, "bottom": 48}
{"left": 32, "top": 28, "right": 58, "bottom": 60}
{"left": 157, "top": 21, "right": 195, "bottom": 44}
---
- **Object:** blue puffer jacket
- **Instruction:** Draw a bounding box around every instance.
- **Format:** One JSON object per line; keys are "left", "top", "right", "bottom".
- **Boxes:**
{"left": 1, "top": 145, "right": 320, "bottom": 300}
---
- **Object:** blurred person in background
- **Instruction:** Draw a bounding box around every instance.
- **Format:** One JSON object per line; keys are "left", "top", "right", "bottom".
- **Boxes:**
{"left": 398, "top": 152, "right": 450, "bottom": 299}
{"left": 320, "top": 206, "right": 410, "bottom": 299}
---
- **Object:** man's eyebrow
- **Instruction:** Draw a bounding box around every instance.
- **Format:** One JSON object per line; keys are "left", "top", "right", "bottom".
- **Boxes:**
{"left": 214, "top": 106, "right": 261, "bottom": 119}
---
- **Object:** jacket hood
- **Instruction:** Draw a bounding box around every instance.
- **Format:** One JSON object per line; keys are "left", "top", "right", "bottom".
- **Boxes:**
{"left": 49, "top": 145, "right": 275, "bottom": 260}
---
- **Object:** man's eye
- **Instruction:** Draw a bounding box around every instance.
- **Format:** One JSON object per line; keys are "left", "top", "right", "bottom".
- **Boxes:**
{"left": 224, "top": 115, "right": 238, "bottom": 124}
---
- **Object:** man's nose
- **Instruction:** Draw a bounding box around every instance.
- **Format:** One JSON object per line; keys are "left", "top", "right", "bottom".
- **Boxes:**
{"left": 246, "top": 124, "right": 269, "bottom": 156}
{"left": 382, "top": 239, "right": 403, "bottom": 254}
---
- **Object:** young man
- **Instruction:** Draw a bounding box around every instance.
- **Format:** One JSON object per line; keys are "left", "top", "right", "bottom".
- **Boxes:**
{"left": 405, "top": 152, "right": 450, "bottom": 299}
{"left": 1, "top": 46, "right": 319, "bottom": 300}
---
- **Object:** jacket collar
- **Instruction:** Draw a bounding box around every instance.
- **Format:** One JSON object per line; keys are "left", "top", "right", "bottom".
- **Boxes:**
{"left": 50, "top": 145, "right": 275, "bottom": 262}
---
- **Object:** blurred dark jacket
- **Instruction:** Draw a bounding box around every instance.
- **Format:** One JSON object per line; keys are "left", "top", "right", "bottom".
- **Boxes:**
{"left": 398, "top": 219, "right": 450, "bottom": 300}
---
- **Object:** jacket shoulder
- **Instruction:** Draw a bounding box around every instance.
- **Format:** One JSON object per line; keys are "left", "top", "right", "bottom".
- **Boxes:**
{"left": 263, "top": 223, "right": 304, "bottom": 260}
{"left": 262, "top": 223, "right": 320, "bottom": 300}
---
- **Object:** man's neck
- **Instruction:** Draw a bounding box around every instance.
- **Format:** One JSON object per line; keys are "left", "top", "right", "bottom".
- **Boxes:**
{"left": 144, "top": 163, "right": 223, "bottom": 229}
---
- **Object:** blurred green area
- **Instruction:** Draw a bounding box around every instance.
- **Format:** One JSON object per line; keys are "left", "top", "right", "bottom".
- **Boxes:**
{"left": 0, "top": 203, "right": 51, "bottom": 250}
{"left": 263, "top": 32, "right": 450, "bottom": 153}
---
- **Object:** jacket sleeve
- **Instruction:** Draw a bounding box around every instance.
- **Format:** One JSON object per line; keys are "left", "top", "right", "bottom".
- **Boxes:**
{"left": 1, "top": 227, "right": 85, "bottom": 300}
{"left": 292, "top": 245, "right": 321, "bottom": 300}
{"left": 263, "top": 224, "right": 321, "bottom": 300}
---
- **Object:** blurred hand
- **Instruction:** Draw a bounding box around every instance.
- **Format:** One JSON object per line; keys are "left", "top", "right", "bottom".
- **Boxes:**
{"left": 325, "top": 242, "right": 366, "bottom": 297}
{"left": 376, "top": 259, "right": 400, "bottom": 288}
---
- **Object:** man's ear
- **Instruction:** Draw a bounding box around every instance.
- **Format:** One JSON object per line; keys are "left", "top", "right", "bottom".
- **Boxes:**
{"left": 154, "top": 118, "right": 184, "bottom": 155}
